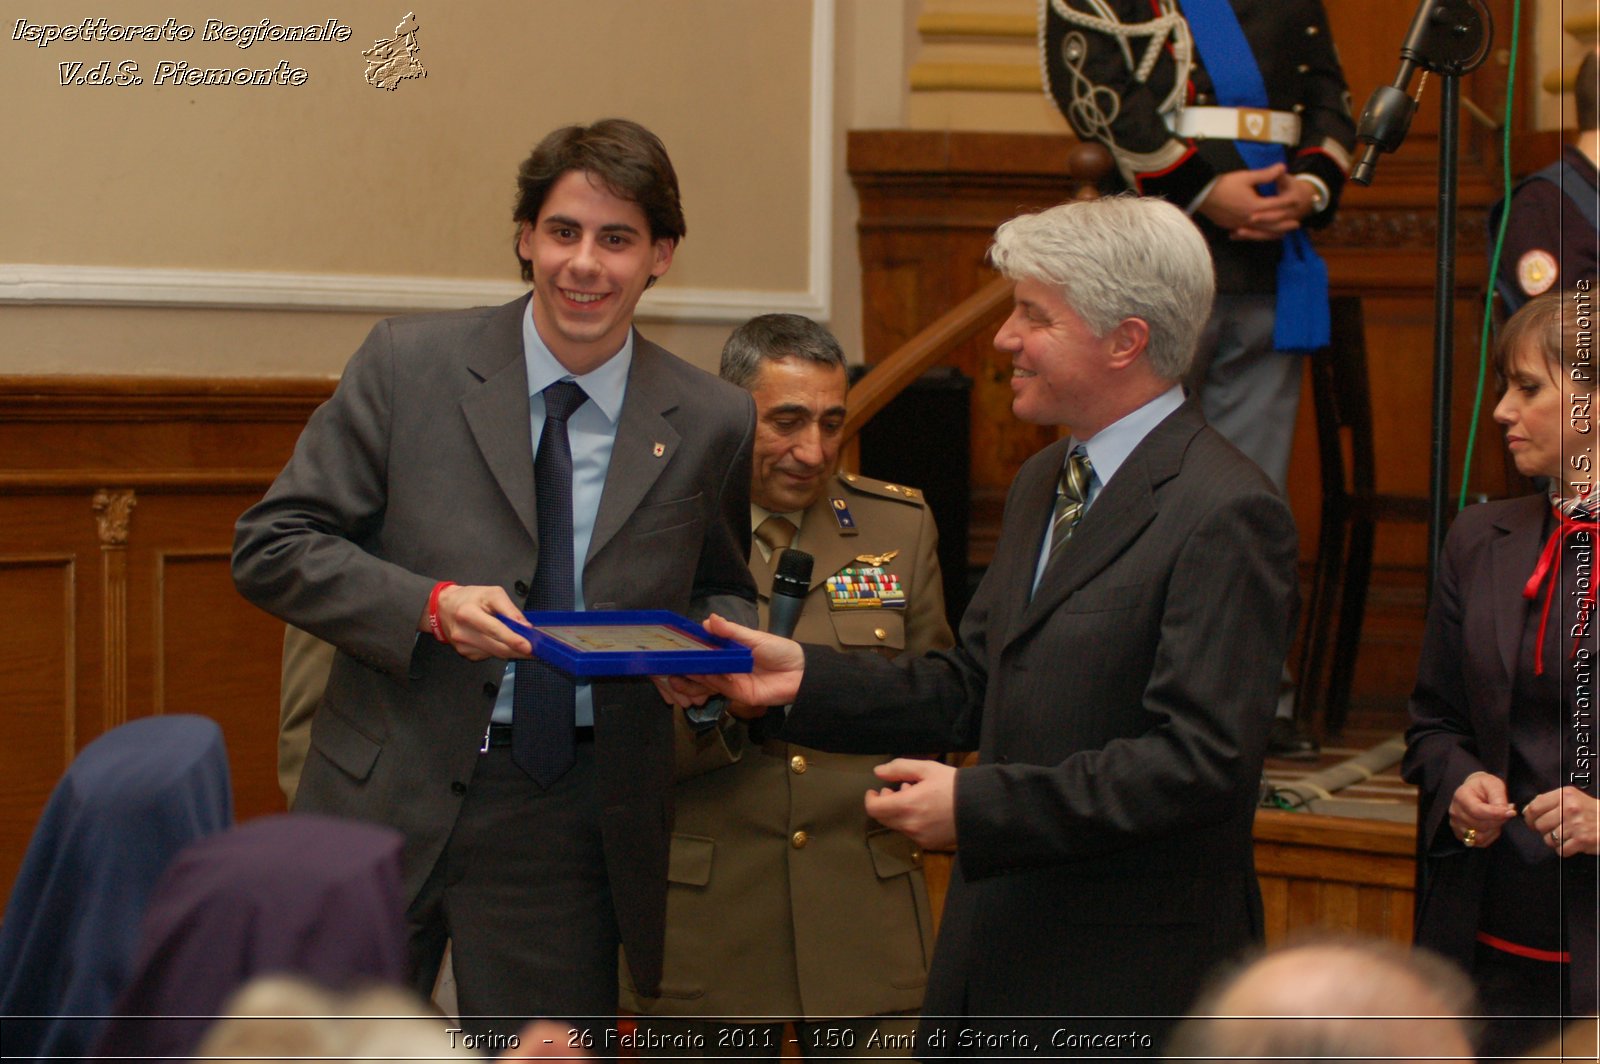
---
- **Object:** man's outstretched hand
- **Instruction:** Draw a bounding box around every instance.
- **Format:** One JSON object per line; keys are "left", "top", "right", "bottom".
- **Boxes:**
{"left": 654, "top": 614, "right": 806, "bottom": 712}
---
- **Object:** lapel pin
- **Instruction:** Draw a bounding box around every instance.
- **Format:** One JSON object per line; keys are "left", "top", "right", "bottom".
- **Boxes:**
{"left": 652, "top": 442, "right": 666, "bottom": 458}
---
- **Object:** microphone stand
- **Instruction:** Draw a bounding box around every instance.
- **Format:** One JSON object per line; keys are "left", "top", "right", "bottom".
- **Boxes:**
{"left": 1352, "top": 0, "right": 1494, "bottom": 937}
{"left": 1351, "top": 0, "right": 1491, "bottom": 595}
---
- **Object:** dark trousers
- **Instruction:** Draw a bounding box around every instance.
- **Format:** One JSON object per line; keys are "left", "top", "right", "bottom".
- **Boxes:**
{"left": 1471, "top": 942, "right": 1570, "bottom": 1061}
{"left": 408, "top": 741, "right": 618, "bottom": 1049}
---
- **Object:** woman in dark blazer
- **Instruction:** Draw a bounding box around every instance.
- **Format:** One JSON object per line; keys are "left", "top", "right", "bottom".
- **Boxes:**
{"left": 1404, "top": 289, "right": 1599, "bottom": 1058}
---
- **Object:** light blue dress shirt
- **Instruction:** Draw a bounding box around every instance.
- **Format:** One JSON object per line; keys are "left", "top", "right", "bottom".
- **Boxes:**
{"left": 1032, "top": 385, "right": 1185, "bottom": 591}
{"left": 490, "top": 303, "right": 633, "bottom": 727}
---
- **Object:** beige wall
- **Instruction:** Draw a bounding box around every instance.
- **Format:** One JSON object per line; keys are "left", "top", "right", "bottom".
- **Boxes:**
{"left": 1533, "top": 0, "right": 1598, "bottom": 130}
{"left": 0, "top": 0, "right": 910, "bottom": 376}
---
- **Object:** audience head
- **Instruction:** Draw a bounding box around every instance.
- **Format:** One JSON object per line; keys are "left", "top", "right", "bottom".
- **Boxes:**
{"left": 1528, "top": 1017, "right": 1599, "bottom": 1063}
{"left": 720, "top": 314, "right": 850, "bottom": 513}
{"left": 512, "top": 118, "right": 685, "bottom": 283}
{"left": 92, "top": 813, "right": 409, "bottom": 1062}
{"left": 1165, "top": 936, "right": 1476, "bottom": 1063}
{"left": 1492, "top": 288, "right": 1594, "bottom": 494}
{"left": 194, "top": 976, "right": 473, "bottom": 1063}
{"left": 197, "top": 976, "right": 595, "bottom": 1062}
{"left": 989, "top": 194, "right": 1214, "bottom": 384}
{"left": 0, "top": 715, "right": 232, "bottom": 1061}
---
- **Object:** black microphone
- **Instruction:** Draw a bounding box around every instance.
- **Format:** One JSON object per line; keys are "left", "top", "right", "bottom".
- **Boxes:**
{"left": 749, "top": 548, "right": 813, "bottom": 743}
{"left": 767, "top": 548, "right": 813, "bottom": 639}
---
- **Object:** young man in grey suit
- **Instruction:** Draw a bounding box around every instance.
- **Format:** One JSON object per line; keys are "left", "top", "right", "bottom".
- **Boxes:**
{"left": 233, "top": 119, "right": 757, "bottom": 1045}
{"left": 669, "top": 196, "right": 1298, "bottom": 1051}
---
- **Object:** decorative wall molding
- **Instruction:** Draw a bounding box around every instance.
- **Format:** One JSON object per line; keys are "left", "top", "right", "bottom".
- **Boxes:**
{"left": 92, "top": 489, "right": 136, "bottom": 548}
{"left": 0, "top": 1, "right": 836, "bottom": 324}
{"left": 917, "top": 12, "right": 1034, "bottom": 38}
{"left": 91, "top": 488, "right": 135, "bottom": 730}
{"left": 0, "top": 264, "right": 829, "bottom": 322}
{"left": 1322, "top": 207, "right": 1492, "bottom": 251}
{"left": 909, "top": 62, "right": 1040, "bottom": 93}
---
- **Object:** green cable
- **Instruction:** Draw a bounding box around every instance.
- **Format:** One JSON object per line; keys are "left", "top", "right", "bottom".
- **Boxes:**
{"left": 1459, "top": 0, "right": 1522, "bottom": 511}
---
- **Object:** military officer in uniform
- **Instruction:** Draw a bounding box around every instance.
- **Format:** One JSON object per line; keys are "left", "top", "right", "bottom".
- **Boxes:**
{"left": 623, "top": 314, "right": 953, "bottom": 1057}
{"left": 1042, "top": 0, "right": 1355, "bottom": 759}
{"left": 278, "top": 625, "right": 330, "bottom": 804}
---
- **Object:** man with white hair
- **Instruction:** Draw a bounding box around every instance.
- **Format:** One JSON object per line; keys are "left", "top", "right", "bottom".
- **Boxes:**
{"left": 1165, "top": 937, "right": 1477, "bottom": 1062}
{"left": 674, "top": 195, "right": 1299, "bottom": 1049}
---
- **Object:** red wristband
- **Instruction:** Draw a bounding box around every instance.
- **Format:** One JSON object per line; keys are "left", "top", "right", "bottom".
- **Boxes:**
{"left": 427, "top": 581, "right": 458, "bottom": 644}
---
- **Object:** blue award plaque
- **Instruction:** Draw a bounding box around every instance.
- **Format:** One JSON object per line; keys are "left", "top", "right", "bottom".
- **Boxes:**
{"left": 497, "top": 609, "right": 753, "bottom": 677}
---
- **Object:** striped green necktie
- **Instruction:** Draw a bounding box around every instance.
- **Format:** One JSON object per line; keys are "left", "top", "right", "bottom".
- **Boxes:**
{"left": 1047, "top": 447, "right": 1093, "bottom": 565}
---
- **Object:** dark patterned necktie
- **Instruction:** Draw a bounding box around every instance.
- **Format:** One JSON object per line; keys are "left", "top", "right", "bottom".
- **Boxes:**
{"left": 1047, "top": 447, "right": 1093, "bottom": 566}
{"left": 513, "top": 380, "right": 588, "bottom": 785}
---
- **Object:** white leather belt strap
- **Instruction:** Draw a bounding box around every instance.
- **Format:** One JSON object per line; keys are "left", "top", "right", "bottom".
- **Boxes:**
{"left": 1167, "top": 106, "right": 1301, "bottom": 146}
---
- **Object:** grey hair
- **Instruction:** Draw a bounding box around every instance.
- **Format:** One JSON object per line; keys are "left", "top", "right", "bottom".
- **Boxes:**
{"left": 1165, "top": 936, "right": 1479, "bottom": 1061}
{"left": 720, "top": 313, "right": 847, "bottom": 389}
{"left": 988, "top": 194, "right": 1214, "bottom": 380}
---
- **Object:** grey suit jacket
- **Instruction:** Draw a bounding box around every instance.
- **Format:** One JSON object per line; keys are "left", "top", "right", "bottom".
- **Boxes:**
{"left": 232, "top": 295, "right": 757, "bottom": 994}
{"left": 781, "top": 401, "right": 1298, "bottom": 1035}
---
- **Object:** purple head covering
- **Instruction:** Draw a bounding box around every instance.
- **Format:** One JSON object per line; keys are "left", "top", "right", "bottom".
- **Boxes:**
{"left": 91, "top": 813, "right": 409, "bottom": 1062}
{"left": 0, "top": 715, "right": 233, "bottom": 1061}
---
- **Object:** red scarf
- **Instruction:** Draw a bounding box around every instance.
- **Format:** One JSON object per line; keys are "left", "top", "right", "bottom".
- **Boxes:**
{"left": 1522, "top": 503, "right": 1598, "bottom": 675}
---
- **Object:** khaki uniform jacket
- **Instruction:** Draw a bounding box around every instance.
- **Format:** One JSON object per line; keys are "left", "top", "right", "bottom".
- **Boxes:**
{"left": 622, "top": 472, "right": 954, "bottom": 1019}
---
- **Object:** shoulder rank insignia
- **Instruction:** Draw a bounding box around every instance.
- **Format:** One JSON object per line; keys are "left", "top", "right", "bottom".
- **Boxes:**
{"left": 826, "top": 565, "right": 906, "bottom": 611}
{"left": 829, "top": 496, "right": 858, "bottom": 535}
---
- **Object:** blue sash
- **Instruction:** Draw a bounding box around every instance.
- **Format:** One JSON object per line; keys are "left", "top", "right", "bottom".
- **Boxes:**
{"left": 1181, "top": 0, "right": 1330, "bottom": 351}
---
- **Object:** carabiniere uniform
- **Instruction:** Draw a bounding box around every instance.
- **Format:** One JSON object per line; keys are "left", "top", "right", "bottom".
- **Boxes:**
{"left": 622, "top": 471, "right": 954, "bottom": 1022}
{"left": 1042, "top": 0, "right": 1356, "bottom": 293}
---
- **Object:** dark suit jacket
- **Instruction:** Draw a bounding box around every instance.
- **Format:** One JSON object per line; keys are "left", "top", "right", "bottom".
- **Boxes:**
{"left": 232, "top": 295, "right": 757, "bottom": 995}
{"left": 1403, "top": 495, "right": 1599, "bottom": 1012}
{"left": 780, "top": 402, "right": 1298, "bottom": 1034}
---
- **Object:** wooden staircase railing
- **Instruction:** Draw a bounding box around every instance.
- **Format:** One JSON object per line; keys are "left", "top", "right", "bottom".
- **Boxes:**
{"left": 841, "top": 139, "right": 1113, "bottom": 454}
{"left": 842, "top": 275, "right": 1012, "bottom": 446}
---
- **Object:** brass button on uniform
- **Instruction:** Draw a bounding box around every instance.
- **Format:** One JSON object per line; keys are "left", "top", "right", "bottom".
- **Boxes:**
{"left": 791, "top": 830, "right": 809, "bottom": 849}
{"left": 874, "top": 628, "right": 887, "bottom": 641}
{"left": 790, "top": 754, "right": 807, "bottom": 774}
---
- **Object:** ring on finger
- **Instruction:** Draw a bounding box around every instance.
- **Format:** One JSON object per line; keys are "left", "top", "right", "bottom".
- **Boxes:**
{"left": 1550, "top": 830, "right": 1562, "bottom": 845}
{"left": 1463, "top": 827, "right": 1478, "bottom": 847}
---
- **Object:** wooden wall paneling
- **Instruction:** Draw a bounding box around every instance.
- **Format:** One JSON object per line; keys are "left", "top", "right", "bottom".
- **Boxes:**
{"left": 155, "top": 537, "right": 291, "bottom": 818}
{"left": 0, "top": 376, "right": 330, "bottom": 902}
{"left": 1253, "top": 810, "right": 1416, "bottom": 945}
{"left": 0, "top": 549, "right": 76, "bottom": 896}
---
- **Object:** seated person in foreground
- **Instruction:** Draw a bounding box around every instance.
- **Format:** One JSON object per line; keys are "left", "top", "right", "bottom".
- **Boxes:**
{"left": 1164, "top": 936, "right": 1475, "bottom": 1062}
